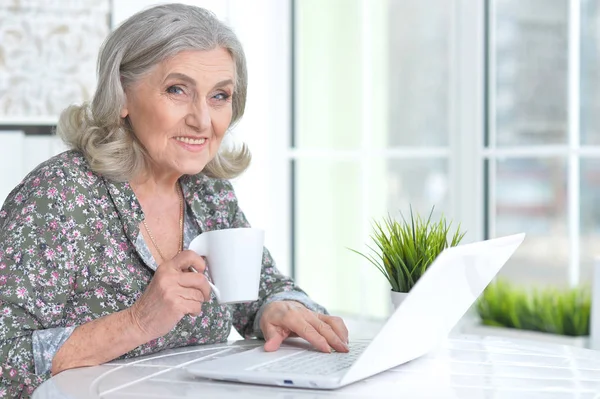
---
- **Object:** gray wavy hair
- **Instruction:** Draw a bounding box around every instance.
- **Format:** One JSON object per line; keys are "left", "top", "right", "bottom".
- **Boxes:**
{"left": 56, "top": 3, "right": 250, "bottom": 182}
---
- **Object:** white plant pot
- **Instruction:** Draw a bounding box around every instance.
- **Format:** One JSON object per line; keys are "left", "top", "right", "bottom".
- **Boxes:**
{"left": 390, "top": 291, "right": 409, "bottom": 311}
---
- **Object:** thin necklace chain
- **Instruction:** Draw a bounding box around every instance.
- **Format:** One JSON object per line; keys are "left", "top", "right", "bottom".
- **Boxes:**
{"left": 142, "top": 183, "right": 184, "bottom": 263}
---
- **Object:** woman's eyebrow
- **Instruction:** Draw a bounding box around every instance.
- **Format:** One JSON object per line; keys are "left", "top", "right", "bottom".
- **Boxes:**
{"left": 164, "top": 72, "right": 196, "bottom": 86}
{"left": 213, "top": 79, "right": 234, "bottom": 89}
{"left": 163, "top": 74, "right": 234, "bottom": 90}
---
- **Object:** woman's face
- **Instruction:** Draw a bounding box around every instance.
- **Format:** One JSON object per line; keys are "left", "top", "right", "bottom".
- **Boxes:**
{"left": 121, "top": 48, "right": 235, "bottom": 179}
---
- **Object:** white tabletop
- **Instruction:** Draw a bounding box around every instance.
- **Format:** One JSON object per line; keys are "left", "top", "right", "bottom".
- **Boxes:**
{"left": 33, "top": 334, "right": 600, "bottom": 399}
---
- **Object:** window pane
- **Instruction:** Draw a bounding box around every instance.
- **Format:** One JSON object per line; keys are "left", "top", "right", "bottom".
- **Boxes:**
{"left": 491, "top": 0, "right": 568, "bottom": 146}
{"left": 493, "top": 158, "right": 568, "bottom": 286}
{"left": 581, "top": 0, "right": 600, "bottom": 146}
{"left": 295, "top": 0, "right": 451, "bottom": 149}
{"left": 373, "top": 158, "right": 451, "bottom": 218}
{"left": 580, "top": 159, "right": 600, "bottom": 282}
{"left": 388, "top": 0, "right": 451, "bottom": 147}
{"left": 295, "top": 0, "right": 362, "bottom": 149}
{"left": 295, "top": 160, "right": 389, "bottom": 317}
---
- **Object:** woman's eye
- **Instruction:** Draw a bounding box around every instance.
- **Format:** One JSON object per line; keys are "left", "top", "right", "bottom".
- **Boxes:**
{"left": 166, "top": 85, "right": 184, "bottom": 95}
{"left": 213, "top": 92, "right": 231, "bottom": 101}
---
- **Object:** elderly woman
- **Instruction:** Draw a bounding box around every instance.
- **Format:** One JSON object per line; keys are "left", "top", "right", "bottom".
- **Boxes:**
{"left": 0, "top": 4, "right": 348, "bottom": 397}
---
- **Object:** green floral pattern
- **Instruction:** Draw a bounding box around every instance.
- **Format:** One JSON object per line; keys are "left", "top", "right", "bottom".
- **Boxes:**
{"left": 0, "top": 150, "right": 319, "bottom": 398}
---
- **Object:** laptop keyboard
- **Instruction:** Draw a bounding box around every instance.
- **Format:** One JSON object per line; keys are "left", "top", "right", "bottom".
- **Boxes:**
{"left": 251, "top": 342, "right": 368, "bottom": 376}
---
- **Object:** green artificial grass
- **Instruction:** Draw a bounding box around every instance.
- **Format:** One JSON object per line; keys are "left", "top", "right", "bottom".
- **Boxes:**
{"left": 476, "top": 279, "right": 591, "bottom": 337}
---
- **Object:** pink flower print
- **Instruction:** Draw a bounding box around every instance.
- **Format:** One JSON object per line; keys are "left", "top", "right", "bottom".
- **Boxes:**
{"left": 16, "top": 287, "right": 27, "bottom": 299}
{"left": 96, "top": 221, "right": 104, "bottom": 230}
{"left": 47, "top": 187, "right": 58, "bottom": 198}
{"left": 119, "top": 242, "right": 128, "bottom": 251}
{"left": 5, "top": 247, "right": 13, "bottom": 255}
{"left": 76, "top": 194, "right": 86, "bottom": 206}
{"left": 0, "top": 210, "right": 5, "bottom": 217}
{"left": 201, "top": 316, "right": 210, "bottom": 328}
{"left": 51, "top": 271, "right": 59, "bottom": 281}
{"left": 9, "top": 368, "right": 16, "bottom": 377}
{"left": 95, "top": 287, "right": 106, "bottom": 298}
{"left": 105, "top": 247, "right": 115, "bottom": 258}
{"left": 227, "top": 192, "right": 235, "bottom": 200}
{"left": 44, "top": 248, "right": 55, "bottom": 261}
{"left": 2, "top": 307, "right": 11, "bottom": 316}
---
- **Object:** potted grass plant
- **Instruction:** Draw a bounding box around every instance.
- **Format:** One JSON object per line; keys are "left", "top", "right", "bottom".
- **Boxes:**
{"left": 472, "top": 279, "right": 591, "bottom": 347}
{"left": 351, "top": 207, "right": 465, "bottom": 310}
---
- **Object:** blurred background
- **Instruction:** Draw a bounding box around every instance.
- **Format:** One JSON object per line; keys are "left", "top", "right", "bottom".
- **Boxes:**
{"left": 1, "top": 0, "right": 599, "bottom": 322}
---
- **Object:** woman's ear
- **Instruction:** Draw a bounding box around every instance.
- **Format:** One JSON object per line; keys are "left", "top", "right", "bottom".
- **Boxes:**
{"left": 120, "top": 88, "right": 129, "bottom": 118}
{"left": 120, "top": 100, "right": 129, "bottom": 118}
{"left": 120, "top": 107, "right": 129, "bottom": 119}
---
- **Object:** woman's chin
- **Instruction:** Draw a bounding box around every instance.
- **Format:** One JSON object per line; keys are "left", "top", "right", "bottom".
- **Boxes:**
{"left": 179, "top": 163, "right": 210, "bottom": 176}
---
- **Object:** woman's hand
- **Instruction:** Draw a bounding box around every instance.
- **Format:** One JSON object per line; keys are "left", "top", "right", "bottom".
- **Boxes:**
{"left": 259, "top": 301, "right": 349, "bottom": 353}
{"left": 128, "top": 250, "right": 212, "bottom": 341}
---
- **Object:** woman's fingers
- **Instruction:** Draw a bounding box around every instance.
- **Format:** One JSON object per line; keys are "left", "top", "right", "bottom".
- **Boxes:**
{"left": 179, "top": 287, "right": 205, "bottom": 303}
{"left": 171, "top": 250, "right": 207, "bottom": 273}
{"left": 305, "top": 312, "right": 349, "bottom": 353}
{"left": 177, "top": 271, "right": 212, "bottom": 301}
{"left": 180, "top": 297, "right": 203, "bottom": 317}
{"left": 319, "top": 314, "right": 349, "bottom": 345}
{"left": 280, "top": 310, "right": 348, "bottom": 353}
{"left": 263, "top": 324, "right": 291, "bottom": 352}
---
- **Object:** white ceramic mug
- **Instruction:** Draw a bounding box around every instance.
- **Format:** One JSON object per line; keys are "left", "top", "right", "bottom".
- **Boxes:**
{"left": 188, "top": 227, "right": 264, "bottom": 304}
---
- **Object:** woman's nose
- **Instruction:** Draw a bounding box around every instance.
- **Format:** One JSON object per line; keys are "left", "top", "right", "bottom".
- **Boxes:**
{"left": 186, "top": 100, "right": 211, "bottom": 131}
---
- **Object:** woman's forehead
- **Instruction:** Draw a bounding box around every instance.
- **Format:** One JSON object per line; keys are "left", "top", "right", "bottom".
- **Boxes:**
{"left": 157, "top": 49, "right": 236, "bottom": 80}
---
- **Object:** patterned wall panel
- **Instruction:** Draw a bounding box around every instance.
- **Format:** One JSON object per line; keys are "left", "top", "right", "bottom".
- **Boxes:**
{"left": 0, "top": 0, "right": 110, "bottom": 120}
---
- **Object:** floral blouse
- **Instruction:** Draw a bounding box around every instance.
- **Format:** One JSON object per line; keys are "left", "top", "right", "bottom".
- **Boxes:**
{"left": 0, "top": 150, "right": 324, "bottom": 398}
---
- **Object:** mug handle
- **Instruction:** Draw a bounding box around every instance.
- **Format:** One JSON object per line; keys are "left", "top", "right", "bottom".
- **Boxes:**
{"left": 188, "top": 234, "right": 221, "bottom": 302}
{"left": 188, "top": 266, "right": 221, "bottom": 302}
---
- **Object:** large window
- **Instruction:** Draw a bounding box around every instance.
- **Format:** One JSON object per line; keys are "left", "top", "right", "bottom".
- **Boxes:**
{"left": 487, "top": 0, "right": 600, "bottom": 287}
{"left": 293, "top": 0, "right": 458, "bottom": 318}
{"left": 293, "top": 0, "right": 600, "bottom": 319}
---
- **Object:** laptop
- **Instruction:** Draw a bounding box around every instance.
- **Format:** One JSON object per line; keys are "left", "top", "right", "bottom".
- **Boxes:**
{"left": 186, "top": 233, "right": 525, "bottom": 389}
